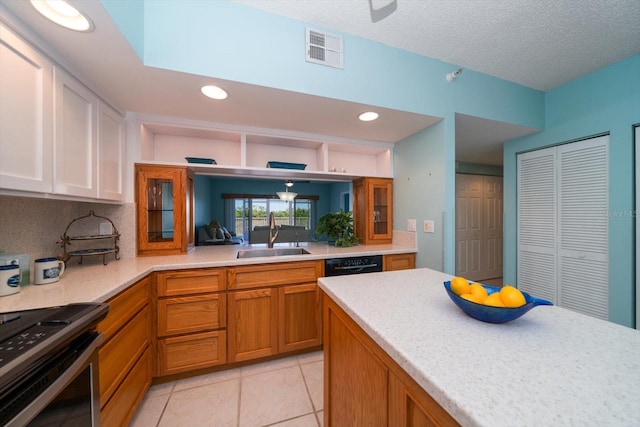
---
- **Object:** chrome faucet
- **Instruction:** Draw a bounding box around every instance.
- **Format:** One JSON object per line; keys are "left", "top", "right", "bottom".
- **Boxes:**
{"left": 267, "top": 212, "right": 279, "bottom": 248}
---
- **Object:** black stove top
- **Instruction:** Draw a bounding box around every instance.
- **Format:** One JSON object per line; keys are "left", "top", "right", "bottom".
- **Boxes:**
{"left": 0, "top": 303, "right": 109, "bottom": 390}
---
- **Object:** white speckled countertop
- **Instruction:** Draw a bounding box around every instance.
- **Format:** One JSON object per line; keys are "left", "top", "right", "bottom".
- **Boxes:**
{"left": 0, "top": 241, "right": 415, "bottom": 313}
{"left": 318, "top": 268, "right": 640, "bottom": 427}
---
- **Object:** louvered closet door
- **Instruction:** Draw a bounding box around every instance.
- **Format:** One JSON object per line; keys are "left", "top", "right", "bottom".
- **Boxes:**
{"left": 517, "top": 147, "right": 558, "bottom": 302}
{"left": 557, "top": 137, "right": 608, "bottom": 320}
{"left": 517, "top": 136, "right": 609, "bottom": 320}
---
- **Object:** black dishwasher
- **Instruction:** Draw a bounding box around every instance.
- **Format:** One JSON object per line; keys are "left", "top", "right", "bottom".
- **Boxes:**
{"left": 324, "top": 255, "right": 383, "bottom": 276}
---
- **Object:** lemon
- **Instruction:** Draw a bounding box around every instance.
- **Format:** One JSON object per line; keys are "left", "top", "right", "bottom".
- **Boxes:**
{"left": 483, "top": 292, "right": 505, "bottom": 307}
{"left": 460, "top": 293, "right": 484, "bottom": 304}
{"left": 450, "top": 276, "right": 471, "bottom": 296}
{"left": 500, "top": 285, "right": 526, "bottom": 307}
{"left": 468, "top": 283, "right": 488, "bottom": 303}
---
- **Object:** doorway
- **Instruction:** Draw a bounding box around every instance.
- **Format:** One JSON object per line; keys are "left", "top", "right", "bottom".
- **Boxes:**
{"left": 455, "top": 173, "right": 503, "bottom": 282}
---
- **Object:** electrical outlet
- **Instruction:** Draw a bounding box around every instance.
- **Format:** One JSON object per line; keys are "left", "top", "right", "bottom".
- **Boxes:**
{"left": 423, "top": 220, "right": 434, "bottom": 233}
{"left": 99, "top": 222, "right": 112, "bottom": 235}
{"left": 407, "top": 219, "right": 416, "bottom": 232}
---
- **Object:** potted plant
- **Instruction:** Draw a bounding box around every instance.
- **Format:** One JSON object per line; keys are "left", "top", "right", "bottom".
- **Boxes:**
{"left": 315, "top": 209, "right": 359, "bottom": 247}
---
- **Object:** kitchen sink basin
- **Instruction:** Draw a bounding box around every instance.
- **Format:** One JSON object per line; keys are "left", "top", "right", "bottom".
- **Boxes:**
{"left": 236, "top": 248, "right": 312, "bottom": 258}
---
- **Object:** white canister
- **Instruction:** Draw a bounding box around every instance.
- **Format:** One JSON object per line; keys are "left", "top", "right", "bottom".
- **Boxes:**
{"left": 0, "top": 264, "right": 21, "bottom": 296}
{"left": 34, "top": 257, "right": 65, "bottom": 285}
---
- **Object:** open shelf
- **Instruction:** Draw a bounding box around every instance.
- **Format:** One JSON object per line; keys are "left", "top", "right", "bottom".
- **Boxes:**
{"left": 138, "top": 119, "right": 394, "bottom": 180}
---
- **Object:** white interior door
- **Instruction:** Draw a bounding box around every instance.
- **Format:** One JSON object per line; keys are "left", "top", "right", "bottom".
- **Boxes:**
{"left": 455, "top": 174, "right": 483, "bottom": 279}
{"left": 483, "top": 176, "right": 503, "bottom": 279}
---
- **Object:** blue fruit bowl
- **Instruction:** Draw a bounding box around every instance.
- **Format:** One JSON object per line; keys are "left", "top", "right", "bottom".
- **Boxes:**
{"left": 443, "top": 281, "right": 552, "bottom": 324}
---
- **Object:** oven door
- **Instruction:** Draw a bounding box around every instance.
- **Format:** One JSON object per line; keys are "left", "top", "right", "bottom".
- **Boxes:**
{"left": 2, "top": 332, "right": 102, "bottom": 427}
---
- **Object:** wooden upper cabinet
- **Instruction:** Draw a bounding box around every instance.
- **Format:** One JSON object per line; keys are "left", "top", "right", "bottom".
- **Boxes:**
{"left": 136, "top": 164, "right": 194, "bottom": 255}
{"left": 354, "top": 177, "right": 393, "bottom": 244}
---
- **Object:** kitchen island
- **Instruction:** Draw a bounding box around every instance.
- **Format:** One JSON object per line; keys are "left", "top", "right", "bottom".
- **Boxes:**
{"left": 319, "top": 268, "right": 640, "bottom": 427}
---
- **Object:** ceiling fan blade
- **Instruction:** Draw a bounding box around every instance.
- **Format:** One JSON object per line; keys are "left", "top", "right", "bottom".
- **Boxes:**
{"left": 369, "top": 0, "right": 398, "bottom": 23}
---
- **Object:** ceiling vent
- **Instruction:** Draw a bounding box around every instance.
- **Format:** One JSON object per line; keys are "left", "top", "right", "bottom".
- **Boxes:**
{"left": 306, "top": 28, "right": 343, "bottom": 69}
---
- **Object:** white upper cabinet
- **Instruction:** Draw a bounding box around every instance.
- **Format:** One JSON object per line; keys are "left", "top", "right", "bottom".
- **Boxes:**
{"left": 0, "top": 23, "right": 53, "bottom": 193}
{"left": 54, "top": 68, "right": 98, "bottom": 198}
{"left": 97, "top": 101, "right": 125, "bottom": 201}
{"left": 0, "top": 23, "right": 124, "bottom": 202}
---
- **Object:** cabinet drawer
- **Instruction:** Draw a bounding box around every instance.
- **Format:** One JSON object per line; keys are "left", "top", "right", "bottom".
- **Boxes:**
{"left": 157, "top": 293, "right": 226, "bottom": 337}
{"left": 99, "top": 305, "right": 151, "bottom": 407}
{"left": 97, "top": 276, "right": 149, "bottom": 342}
{"left": 383, "top": 253, "right": 416, "bottom": 271}
{"left": 157, "top": 268, "right": 226, "bottom": 296}
{"left": 101, "top": 346, "right": 153, "bottom": 427}
{"left": 158, "top": 330, "right": 227, "bottom": 375}
{"left": 229, "top": 260, "right": 322, "bottom": 290}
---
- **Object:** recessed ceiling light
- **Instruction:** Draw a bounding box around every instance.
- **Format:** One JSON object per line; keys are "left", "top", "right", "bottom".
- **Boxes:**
{"left": 31, "top": 0, "right": 94, "bottom": 32}
{"left": 201, "top": 85, "right": 228, "bottom": 100}
{"left": 358, "top": 111, "right": 379, "bottom": 122}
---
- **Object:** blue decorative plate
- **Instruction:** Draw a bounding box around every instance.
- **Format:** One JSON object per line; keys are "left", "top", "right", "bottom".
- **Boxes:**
{"left": 185, "top": 157, "right": 216, "bottom": 164}
{"left": 443, "top": 281, "right": 552, "bottom": 323}
{"left": 266, "top": 161, "right": 307, "bottom": 170}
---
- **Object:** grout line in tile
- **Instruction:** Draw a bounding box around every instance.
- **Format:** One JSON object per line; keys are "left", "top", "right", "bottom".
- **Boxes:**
{"left": 298, "top": 363, "right": 318, "bottom": 415}
{"left": 261, "top": 412, "right": 318, "bottom": 427}
{"left": 153, "top": 389, "right": 172, "bottom": 427}
{"left": 237, "top": 372, "right": 243, "bottom": 427}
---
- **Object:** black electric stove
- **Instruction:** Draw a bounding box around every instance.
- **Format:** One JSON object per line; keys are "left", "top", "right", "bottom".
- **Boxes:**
{"left": 0, "top": 303, "right": 109, "bottom": 426}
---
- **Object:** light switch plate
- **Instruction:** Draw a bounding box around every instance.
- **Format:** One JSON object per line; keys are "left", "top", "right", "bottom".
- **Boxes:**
{"left": 407, "top": 219, "right": 416, "bottom": 232}
{"left": 423, "top": 220, "right": 434, "bottom": 233}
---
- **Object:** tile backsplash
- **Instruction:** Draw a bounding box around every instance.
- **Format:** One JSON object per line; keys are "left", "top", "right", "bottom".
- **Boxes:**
{"left": 0, "top": 195, "right": 136, "bottom": 265}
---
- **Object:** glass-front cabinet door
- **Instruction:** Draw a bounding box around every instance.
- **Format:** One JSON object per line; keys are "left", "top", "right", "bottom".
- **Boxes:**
{"left": 136, "top": 164, "right": 194, "bottom": 255}
{"left": 353, "top": 177, "right": 393, "bottom": 244}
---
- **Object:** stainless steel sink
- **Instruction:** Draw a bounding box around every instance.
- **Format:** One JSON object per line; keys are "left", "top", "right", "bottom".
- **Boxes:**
{"left": 236, "top": 248, "right": 311, "bottom": 258}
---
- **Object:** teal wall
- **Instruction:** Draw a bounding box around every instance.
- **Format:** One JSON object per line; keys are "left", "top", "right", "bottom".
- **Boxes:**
{"left": 395, "top": 121, "right": 447, "bottom": 270}
{"left": 504, "top": 54, "right": 640, "bottom": 327}
{"left": 194, "top": 177, "right": 333, "bottom": 230}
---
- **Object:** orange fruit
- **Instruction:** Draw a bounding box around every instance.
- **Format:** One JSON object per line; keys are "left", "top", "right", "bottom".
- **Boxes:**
{"left": 500, "top": 285, "right": 526, "bottom": 307}
{"left": 450, "top": 276, "right": 471, "bottom": 296}
{"left": 483, "top": 292, "right": 505, "bottom": 307}
{"left": 460, "top": 293, "right": 484, "bottom": 304}
{"left": 468, "top": 283, "right": 488, "bottom": 303}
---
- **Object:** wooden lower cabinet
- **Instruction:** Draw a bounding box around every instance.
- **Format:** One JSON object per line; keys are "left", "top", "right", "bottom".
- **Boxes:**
{"left": 227, "top": 261, "right": 323, "bottom": 363}
{"left": 383, "top": 253, "right": 416, "bottom": 271}
{"left": 97, "top": 277, "right": 152, "bottom": 427}
{"left": 101, "top": 347, "right": 153, "bottom": 427}
{"left": 228, "top": 288, "right": 278, "bottom": 362}
{"left": 278, "top": 283, "right": 322, "bottom": 353}
{"left": 154, "top": 268, "right": 228, "bottom": 376}
{"left": 324, "top": 294, "right": 459, "bottom": 427}
{"left": 158, "top": 330, "right": 227, "bottom": 375}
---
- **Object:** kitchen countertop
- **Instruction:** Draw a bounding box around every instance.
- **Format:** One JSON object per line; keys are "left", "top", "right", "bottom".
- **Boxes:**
{"left": 0, "top": 242, "right": 415, "bottom": 312}
{"left": 318, "top": 268, "right": 640, "bottom": 427}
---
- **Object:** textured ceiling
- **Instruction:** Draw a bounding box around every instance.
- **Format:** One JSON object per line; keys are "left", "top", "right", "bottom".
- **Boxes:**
{"left": 235, "top": 0, "right": 640, "bottom": 91}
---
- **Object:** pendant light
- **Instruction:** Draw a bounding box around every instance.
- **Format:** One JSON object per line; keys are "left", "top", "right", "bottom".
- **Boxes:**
{"left": 277, "top": 181, "right": 297, "bottom": 201}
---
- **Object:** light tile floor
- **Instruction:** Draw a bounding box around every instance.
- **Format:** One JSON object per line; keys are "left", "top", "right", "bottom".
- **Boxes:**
{"left": 130, "top": 351, "right": 324, "bottom": 427}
